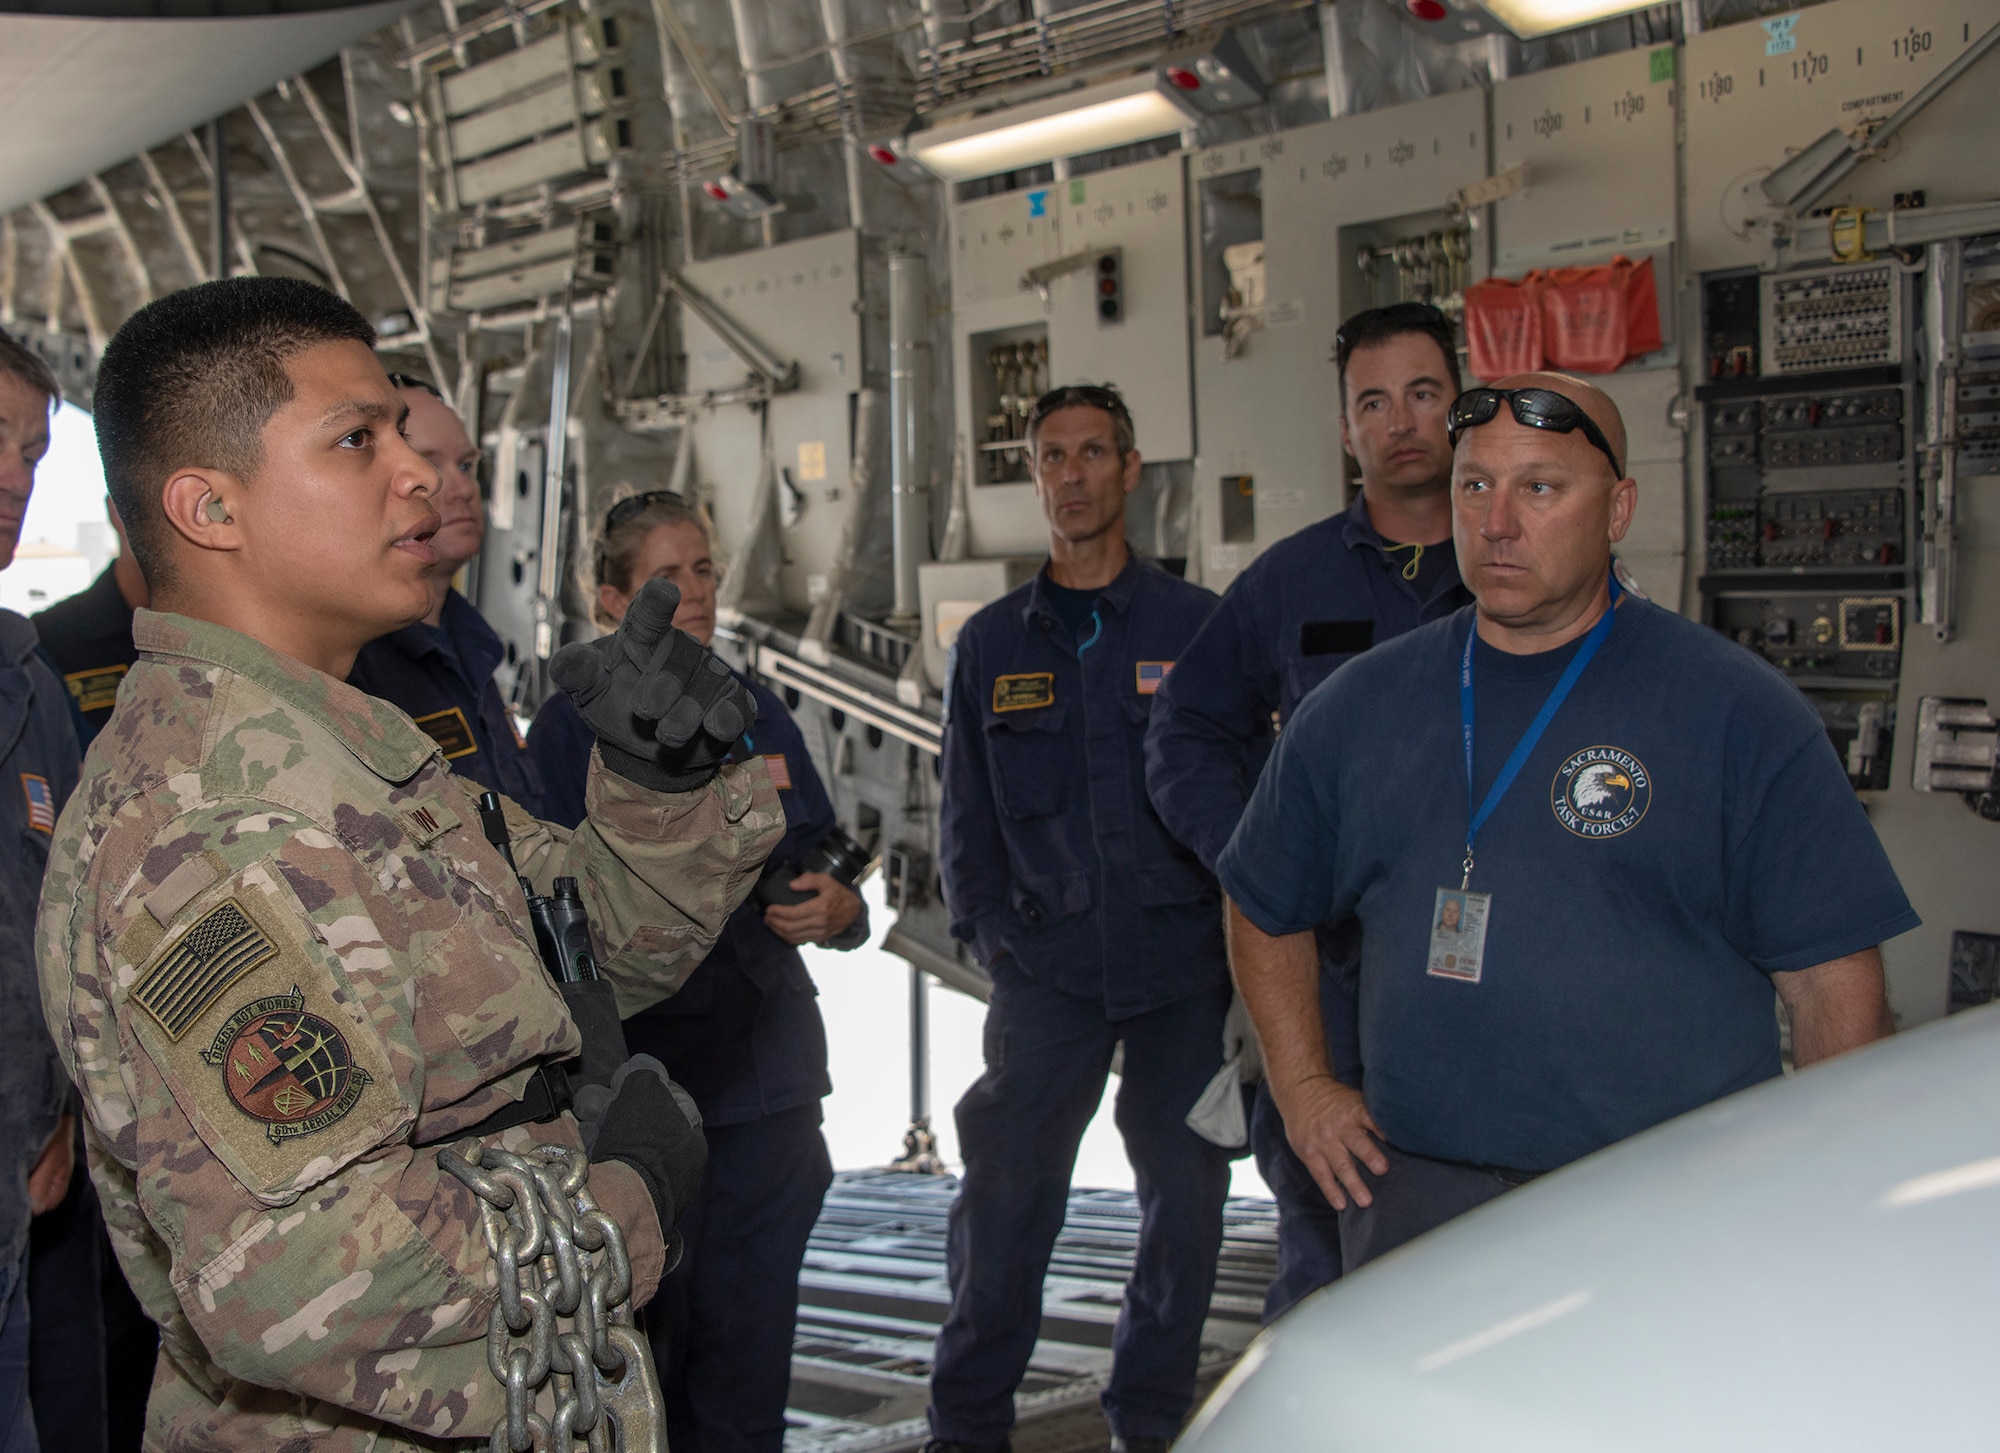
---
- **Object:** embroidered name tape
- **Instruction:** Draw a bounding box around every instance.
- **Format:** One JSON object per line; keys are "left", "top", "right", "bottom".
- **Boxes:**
{"left": 992, "top": 673, "right": 1055, "bottom": 713}
{"left": 413, "top": 706, "right": 479, "bottom": 760}
{"left": 63, "top": 664, "right": 127, "bottom": 715}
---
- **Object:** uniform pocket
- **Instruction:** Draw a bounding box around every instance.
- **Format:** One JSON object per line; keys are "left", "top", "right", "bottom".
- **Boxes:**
{"left": 1136, "top": 856, "right": 1214, "bottom": 908}
{"left": 1010, "top": 869, "right": 1092, "bottom": 929}
{"left": 1283, "top": 654, "right": 1353, "bottom": 713}
{"left": 985, "top": 705, "right": 1067, "bottom": 818}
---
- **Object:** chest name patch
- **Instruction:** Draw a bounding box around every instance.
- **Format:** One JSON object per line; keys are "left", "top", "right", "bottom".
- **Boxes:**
{"left": 63, "top": 664, "right": 128, "bottom": 715}
{"left": 1134, "top": 662, "right": 1174, "bottom": 695}
{"left": 992, "top": 673, "right": 1055, "bottom": 713}
{"left": 199, "top": 986, "right": 372, "bottom": 1143}
{"left": 1551, "top": 745, "right": 1651, "bottom": 839}
{"left": 19, "top": 773, "right": 54, "bottom": 832}
{"left": 413, "top": 706, "right": 479, "bottom": 760}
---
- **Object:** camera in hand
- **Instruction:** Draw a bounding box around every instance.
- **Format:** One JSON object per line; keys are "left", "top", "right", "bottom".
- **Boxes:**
{"left": 750, "top": 824, "right": 871, "bottom": 909}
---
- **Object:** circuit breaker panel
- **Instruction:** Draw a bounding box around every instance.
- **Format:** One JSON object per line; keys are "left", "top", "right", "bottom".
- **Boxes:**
{"left": 1698, "top": 259, "right": 1916, "bottom": 789}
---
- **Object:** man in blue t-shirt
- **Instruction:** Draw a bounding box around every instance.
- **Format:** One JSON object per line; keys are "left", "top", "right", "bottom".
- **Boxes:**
{"left": 1218, "top": 371, "right": 1918, "bottom": 1268}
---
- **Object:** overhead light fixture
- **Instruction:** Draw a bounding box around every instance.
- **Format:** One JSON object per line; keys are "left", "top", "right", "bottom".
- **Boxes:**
{"left": 904, "top": 72, "right": 1198, "bottom": 182}
{"left": 701, "top": 170, "right": 784, "bottom": 221}
{"left": 1468, "top": 0, "right": 1660, "bottom": 37}
{"left": 1157, "top": 32, "right": 1268, "bottom": 115}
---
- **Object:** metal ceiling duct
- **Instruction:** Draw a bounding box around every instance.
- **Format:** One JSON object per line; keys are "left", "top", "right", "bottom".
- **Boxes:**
{"left": 0, "top": 0, "right": 416, "bottom": 215}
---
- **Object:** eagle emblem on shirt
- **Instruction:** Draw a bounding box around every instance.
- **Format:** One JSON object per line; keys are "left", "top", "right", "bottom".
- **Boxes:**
{"left": 1551, "top": 746, "right": 1650, "bottom": 838}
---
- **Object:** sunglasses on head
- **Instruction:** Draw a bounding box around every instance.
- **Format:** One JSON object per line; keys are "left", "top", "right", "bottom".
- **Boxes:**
{"left": 604, "top": 489, "right": 689, "bottom": 531}
{"left": 1446, "top": 387, "right": 1624, "bottom": 478}
{"left": 386, "top": 372, "right": 444, "bottom": 399}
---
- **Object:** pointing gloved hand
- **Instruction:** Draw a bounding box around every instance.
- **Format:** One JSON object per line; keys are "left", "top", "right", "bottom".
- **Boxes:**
{"left": 549, "top": 578, "right": 756, "bottom": 793}
{"left": 587, "top": 1054, "right": 708, "bottom": 1247}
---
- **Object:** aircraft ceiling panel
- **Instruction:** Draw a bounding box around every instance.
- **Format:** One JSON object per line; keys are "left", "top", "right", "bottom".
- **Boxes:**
{"left": 0, "top": 0, "right": 416, "bottom": 215}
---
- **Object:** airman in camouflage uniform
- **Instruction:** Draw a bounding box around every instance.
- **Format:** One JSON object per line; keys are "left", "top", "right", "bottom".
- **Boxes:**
{"left": 33, "top": 277, "right": 783, "bottom": 1450}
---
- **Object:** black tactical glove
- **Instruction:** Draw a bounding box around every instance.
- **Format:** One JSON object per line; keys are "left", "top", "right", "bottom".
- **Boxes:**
{"left": 587, "top": 1055, "right": 707, "bottom": 1239}
{"left": 549, "top": 578, "right": 756, "bottom": 793}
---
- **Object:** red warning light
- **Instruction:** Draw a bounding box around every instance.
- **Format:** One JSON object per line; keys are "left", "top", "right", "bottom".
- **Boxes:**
{"left": 703, "top": 181, "right": 730, "bottom": 201}
{"left": 1164, "top": 66, "right": 1201, "bottom": 91}
{"left": 868, "top": 144, "right": 898, "bottom": 166}
{"left": 1406, "top": 0, "right": 1447, "bottom": 18}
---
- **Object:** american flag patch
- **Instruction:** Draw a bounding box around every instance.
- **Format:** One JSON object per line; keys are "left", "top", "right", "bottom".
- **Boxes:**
{"left": 132, "top": 898, "right": 280, "bottom": 1041}
{"left": 763, "top": 754, "right": 794, "bottom": 790}
{"left": 20, "top": 774, "right": 54, "bottom": 832}
{"left": 1134, "top": 662, "right": 1174, "bottom": 695}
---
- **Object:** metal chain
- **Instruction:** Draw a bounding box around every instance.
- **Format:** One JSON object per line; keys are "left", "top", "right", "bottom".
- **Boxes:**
{"left": 440, "top": 1142, "right": 668, "bottom": 1453}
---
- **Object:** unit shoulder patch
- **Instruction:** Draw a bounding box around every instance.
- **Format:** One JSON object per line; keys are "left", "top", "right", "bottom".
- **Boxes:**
{"left": 413, "top": 706, "right": 479, "bottom": 760}
{"left": 199, "top": 987, "right": 372, "bottom": 1144}
{"left": 992, "top": 673, "right": 1055, "bottom": 713}
{"left": 1551, "top": 745, "right": 1651, "bottom": 839}
{"left": 131, "top": 897, "right": 278, "bottom": 1039}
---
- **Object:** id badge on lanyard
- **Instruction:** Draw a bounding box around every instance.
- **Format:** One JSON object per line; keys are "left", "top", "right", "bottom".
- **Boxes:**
{"left": 1432, "top": 574, "right": 1621, "bottom": 985}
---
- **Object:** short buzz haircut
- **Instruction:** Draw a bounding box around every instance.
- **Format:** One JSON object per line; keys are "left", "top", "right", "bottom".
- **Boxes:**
{"left": 1025, "top": 384, "right": 1136, "bottom": 455}
{"left": 0, "top": 330, "right": 60, "bottom": 407}
{"left": 1333, "top": 302, "right": 1462, "bottom": 408}
{"left": 92, "top": 277, "right": 377, "bottom": 589}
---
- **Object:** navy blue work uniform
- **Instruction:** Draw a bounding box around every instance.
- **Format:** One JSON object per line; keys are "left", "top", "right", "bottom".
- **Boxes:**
{"left": 1220, "top": 595, "right": 1919, "bottom": 1266}
{"left": 1143, "top": 496, "right": 1467, "bottom": 1320}
{"left": 32, "top": 562, "right": 137, "bottom": 748}
{"left": 27, "top": 575, "right": 157, "bottom": 1453}
{"left": 934, "top": 557, "right": 1232, "bottom": 1449}
{"left": 0, "top": 610, "right": 81, "bottom": 1453}
{"left": 532, "top": 672, "right": 857, "bottom": 1453}
{"left": 349, "top": 587, "right": 544, "bottom": 816}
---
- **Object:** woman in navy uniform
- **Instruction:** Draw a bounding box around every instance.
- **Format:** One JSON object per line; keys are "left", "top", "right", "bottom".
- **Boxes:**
{"left": 348, "top": 376, "right": 544, "bottom": 815}
{"left": 530, "top": 490, "right": 866, "bottom": 1453}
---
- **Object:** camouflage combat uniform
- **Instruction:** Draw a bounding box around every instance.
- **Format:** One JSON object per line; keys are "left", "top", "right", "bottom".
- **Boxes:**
{"left": 35, "top": 611, "right": 783, "bottom": 1451}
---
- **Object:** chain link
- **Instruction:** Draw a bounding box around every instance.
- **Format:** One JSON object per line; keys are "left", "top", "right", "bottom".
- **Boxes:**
{"left": 441, "top": 1142, "right": 668, "bottom": 1453}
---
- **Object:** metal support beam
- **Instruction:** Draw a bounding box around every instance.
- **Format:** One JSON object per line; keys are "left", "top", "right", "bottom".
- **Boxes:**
{"left": 888, "top": 252, "right": 930, "bottom": 629}
{"left": 208, "top": 119, "right": 232, "bottom": 281}
{"left": 245, "top": 97, "right": 351, "bottom": 298}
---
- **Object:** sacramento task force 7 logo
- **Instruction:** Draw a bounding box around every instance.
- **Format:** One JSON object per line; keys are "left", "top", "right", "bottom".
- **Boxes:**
{"left": 199, "top": 987, "right": 371, "bottom": 1143}
{"left": 1551, "top": 745, "right": 1651, "bottom": 838}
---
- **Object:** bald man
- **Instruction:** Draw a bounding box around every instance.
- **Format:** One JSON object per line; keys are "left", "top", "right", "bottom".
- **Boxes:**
{"left": 1215, "top": 372, "right": 1918, "bottom": 1267}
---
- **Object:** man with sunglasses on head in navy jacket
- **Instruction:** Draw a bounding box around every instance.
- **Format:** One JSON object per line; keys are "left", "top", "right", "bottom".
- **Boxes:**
{"left": 1144, "top": 303, "right": 1471, "bottom": 1320}
{"left": 1218, "top": 372, "right": 1917, "bottom": 1267}
{"left": 929, "top": 385, "right": 1230, "bottom": 1453}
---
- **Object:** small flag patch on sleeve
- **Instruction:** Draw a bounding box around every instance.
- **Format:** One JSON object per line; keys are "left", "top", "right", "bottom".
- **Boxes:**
{"left": 20, "top": 774, "right": 54, "bottom": 831}
{"left": 1135, "top": 661, "right": 1174, "bottom": 695}
{"left": 763, "top": 754, "right": 793, "bottom": 789}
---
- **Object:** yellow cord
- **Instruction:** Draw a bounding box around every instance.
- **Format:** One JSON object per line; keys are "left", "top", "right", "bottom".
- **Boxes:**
{"left": 1384, "top": 541, "right": 1424, "bottom": 581}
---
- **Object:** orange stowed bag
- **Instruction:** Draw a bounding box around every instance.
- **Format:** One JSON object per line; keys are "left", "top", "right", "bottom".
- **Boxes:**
{"left": 1463, "top": 273, "right": 1544, "bottom": 381}
{"left": 1540, "top": 254, "right": 1662, "bottom": 373}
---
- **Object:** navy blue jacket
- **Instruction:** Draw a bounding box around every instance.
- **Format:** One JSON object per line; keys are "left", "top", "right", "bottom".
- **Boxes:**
{"left": 530, "top": 674, "right": 843, "bottom": 1127}
{"left": 350, "top": 588, "right": 545, "bottom": 816}
{"left": 1143, "top": 497, "right": 1470, "bottom": 1076}
{"left": 0, "top": 609, "right": 80, "bottom": 1266}
{"left": 32, "top": 563, "right": 137, "bottom": 747}
{"left": 940, "top": 556, "right": 1224, "bottom": 1019}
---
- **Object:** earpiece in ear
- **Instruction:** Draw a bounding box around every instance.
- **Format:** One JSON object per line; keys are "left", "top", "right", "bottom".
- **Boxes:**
{"left": 206, "top": 498, "right": 232, "bottom": 524}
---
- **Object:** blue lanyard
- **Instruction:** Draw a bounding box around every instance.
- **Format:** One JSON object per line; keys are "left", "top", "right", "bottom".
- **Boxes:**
{"left": 1457, "top": 573, "right": 1622, "bottom": 886}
